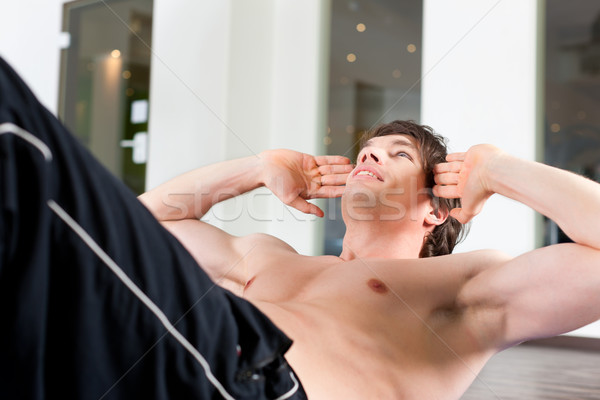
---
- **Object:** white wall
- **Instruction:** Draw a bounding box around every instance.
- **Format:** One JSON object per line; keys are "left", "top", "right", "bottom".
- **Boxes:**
{"left": 0, "top": 0, "right": 65, "bottom": 114}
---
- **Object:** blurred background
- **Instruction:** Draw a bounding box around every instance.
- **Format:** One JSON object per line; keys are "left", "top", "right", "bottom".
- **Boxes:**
{"left": 2, "top": 0, "right": 599, "bottom": 339}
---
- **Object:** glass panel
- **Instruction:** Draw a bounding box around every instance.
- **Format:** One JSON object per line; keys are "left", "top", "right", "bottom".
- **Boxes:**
{"left": 544, "top": 0, "right": 600, "bottom": 245}
{"left": 324, "top": 0, "right": 423, "bottom": 255}
{"left": 59, "top": 0, "right": 153, "bottom": 194}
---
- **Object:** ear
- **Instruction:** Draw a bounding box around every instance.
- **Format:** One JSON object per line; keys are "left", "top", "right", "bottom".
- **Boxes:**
{"left": 424, "top": 201, "right": 449, "bottom": 227}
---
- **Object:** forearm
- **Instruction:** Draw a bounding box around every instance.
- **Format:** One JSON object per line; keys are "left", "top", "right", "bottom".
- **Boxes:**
{"left": 139, "top": 155, "right": 264, "bottom": 220}
{"left": 488, "top": 154, "right": 600, "bottom": 249}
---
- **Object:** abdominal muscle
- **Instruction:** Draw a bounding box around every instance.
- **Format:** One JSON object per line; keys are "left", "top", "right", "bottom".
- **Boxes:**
{"left": 251, "top": 296, "right": 415, "bottom": 399}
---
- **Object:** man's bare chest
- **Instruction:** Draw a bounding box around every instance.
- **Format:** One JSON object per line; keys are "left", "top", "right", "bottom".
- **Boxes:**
{"left": 235, "top": 249, "right": 496, "bottom": 399}
{"left": 241, "top": 253, "right": 449, "bottom": 325}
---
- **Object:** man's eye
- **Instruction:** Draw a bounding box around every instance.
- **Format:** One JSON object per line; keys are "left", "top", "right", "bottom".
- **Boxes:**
{"left": 396, "top": 152, "right": 411, "bottom": 160}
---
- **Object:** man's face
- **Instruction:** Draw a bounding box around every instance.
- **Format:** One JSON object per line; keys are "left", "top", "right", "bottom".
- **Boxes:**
{"left": 343, "top": 134, "right": 429, "bottom": 221}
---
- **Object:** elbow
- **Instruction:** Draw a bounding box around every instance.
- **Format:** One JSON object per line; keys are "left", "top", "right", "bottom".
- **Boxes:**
{"left": 138, "top": 191, "right": 163, "bottom": 220}
{"left": 138, "top": 191, "right": 193, "bottom": 221}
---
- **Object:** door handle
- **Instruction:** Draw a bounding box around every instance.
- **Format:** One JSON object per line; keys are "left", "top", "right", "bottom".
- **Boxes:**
{"left": 120, "top": 131, "right": 148, "bottom": 164}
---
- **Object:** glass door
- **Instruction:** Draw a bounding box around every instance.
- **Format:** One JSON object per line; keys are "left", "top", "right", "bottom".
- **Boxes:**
{"left": 544, "top": 0, "right": 600, "bottom": 245}
{"left": 59, "top": 0, "right": 153, "bottom": 194}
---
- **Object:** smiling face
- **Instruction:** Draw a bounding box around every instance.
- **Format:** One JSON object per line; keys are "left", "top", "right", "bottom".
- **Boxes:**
{"left": 343, "top": 134, "right": 430, "bottom": 223}
{"left": 348, "top": 135, "right": 425, "bottom": 187}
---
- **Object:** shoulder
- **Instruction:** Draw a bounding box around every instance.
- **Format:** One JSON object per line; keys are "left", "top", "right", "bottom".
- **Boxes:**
{"left": 417, "top": 249, "right": 511, "bottom": 285}
{"left": 427, "top": 249, "right": 512, "bottom": 307}
{"left": 443, "top": 249, "right": 512, "bottom": 276}
{"left": 236, "top": 232, "right": 298, "bottom": 254}
{"left": 447, "top": 248, "right": 512, "bottom": 262}
{"left": 232, "top": 232, "right": 299, "bottom": 271}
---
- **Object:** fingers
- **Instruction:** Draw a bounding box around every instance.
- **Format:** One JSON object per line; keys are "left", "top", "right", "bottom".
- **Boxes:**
{"left": 320, "top": 173, "right": 349, "bottom": 186}
{"left": 315, "top": 162, "right": 353, "bottom": 189}
{"left": 317, "top": 163, "right": 354, "bottom": 175}
{"left": 289, "top": 197, "right": 324, "bottom": 217}
{"left": 433, "top": 160, "right": 462, "bottom": 174}
{"left": 446, "top": 152, "right": 466, "bottom": 162}
{"left": 311, "top": 185, "right": 346, "bottom": 199}
{"left": 432, "top": 185, "right": 460, "bottom": 199}
{"left": 314, "top": 155, "right": 352, "bottom": 166}
{"left": 434, "top": 172, "right": 459, "bottom": 185}
{"left": 433, "top": 162, "right": 461, "bottom": 197}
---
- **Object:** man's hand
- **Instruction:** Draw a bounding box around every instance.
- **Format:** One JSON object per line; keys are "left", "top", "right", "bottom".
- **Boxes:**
{"left": 432, "top": 144, "right": 504, "bottom": 223}
{"left": 259, "top": 149, "right": 354, "bottom": 217}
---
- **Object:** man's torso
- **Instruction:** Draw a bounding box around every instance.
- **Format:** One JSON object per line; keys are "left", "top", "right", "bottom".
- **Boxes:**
{"left": 224, "top": 233, "right": 506, "bottom": 399}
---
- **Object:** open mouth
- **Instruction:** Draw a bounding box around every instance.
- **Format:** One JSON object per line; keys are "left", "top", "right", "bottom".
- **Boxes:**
{"left": 356, "top": 170, "right": 379, "bottom": 179}
{"left": 353, "top": 167, "right": 383, "bottom": 181}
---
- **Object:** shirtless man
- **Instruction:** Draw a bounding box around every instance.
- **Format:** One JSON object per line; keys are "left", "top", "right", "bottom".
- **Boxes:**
{"left": 139, "top": 120, "right": 600, "bottom": 399}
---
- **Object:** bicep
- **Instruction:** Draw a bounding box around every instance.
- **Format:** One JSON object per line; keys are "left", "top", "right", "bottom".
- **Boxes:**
{"left": 161, "top": 219, "right": 249, "bottom": 287}
{"left": 460, "top": 244, "right": 600, "bottom": 349}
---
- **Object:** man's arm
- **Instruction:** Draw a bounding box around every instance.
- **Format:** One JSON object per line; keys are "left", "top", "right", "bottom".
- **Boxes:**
{"left": 139, "top": 155, "right": 263, "bottom": 221}
{"left": 138, "top": 150, "right": 352, "bottom": 284}
{"left": 139, "top": 150, "right": 352, "bottom": 220}
{"left": 434, "top": 145, "right": 600, "bottom": 349}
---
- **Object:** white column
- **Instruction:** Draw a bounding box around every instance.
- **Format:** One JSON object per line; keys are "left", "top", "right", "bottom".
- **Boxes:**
{"left": 267, "top": 0, "right": 331, "bottom": 255}
{"left": 213, "top": 0, "right": 330, "bottom": 255}
{"left": 146, "top": 0, "right": 231, "bottom": 192}
{"left": 421, "top": 0, "right": 540, "bottom": 257}
{"left": 211, "top": 0, "right": 277, "bottom": 236}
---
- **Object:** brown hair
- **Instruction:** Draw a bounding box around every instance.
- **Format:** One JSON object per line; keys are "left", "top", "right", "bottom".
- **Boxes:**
{"left": 359, "top": 120, "right": 466, "bottom": 257}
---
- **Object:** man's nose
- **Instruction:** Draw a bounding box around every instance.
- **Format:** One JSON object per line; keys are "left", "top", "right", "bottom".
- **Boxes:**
{"left": 360, "top": 151, "right": 381, "bottom": 164}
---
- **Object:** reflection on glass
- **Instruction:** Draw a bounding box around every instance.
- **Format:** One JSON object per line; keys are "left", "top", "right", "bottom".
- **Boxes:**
{"left": 545, "top": 0, "right": 600, "bottom": 245}
{"left": 59, "top": 0, "right": 153, "bottom": 195}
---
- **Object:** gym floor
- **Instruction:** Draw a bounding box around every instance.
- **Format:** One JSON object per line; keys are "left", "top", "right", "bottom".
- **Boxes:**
{"left": 462, "top": 338, "right": 600, "bottom": 399}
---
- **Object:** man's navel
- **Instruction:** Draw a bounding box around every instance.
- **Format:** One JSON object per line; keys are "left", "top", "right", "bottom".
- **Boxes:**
{"left": 367, "top": 278, "right": 388, "bottom": 294}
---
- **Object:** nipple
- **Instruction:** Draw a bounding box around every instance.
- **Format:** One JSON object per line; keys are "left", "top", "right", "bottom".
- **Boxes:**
{"left": 367, "top": 278, "right": 388, "bottom": 294}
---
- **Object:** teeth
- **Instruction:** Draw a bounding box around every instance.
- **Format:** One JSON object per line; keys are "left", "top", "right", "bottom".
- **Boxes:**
{"left": 357, "top": 170, "right": 377, "bottom": 179}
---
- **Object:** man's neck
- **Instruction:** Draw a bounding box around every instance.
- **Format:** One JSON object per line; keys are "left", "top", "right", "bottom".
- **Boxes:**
{"left": 339, "top": 220, "right": 425, "bottom": 261}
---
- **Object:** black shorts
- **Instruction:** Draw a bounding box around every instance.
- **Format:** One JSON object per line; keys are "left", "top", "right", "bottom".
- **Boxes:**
{"left": 0, "top": 57, "right": 306, "bottom": 400}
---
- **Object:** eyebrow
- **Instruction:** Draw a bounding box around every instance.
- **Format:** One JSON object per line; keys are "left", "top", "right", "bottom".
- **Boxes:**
{"left": 390, "top": 138, "right": 418, "bottom": 151}
{"left": 364, "top": 137, "right": 418, "bottom": 152}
